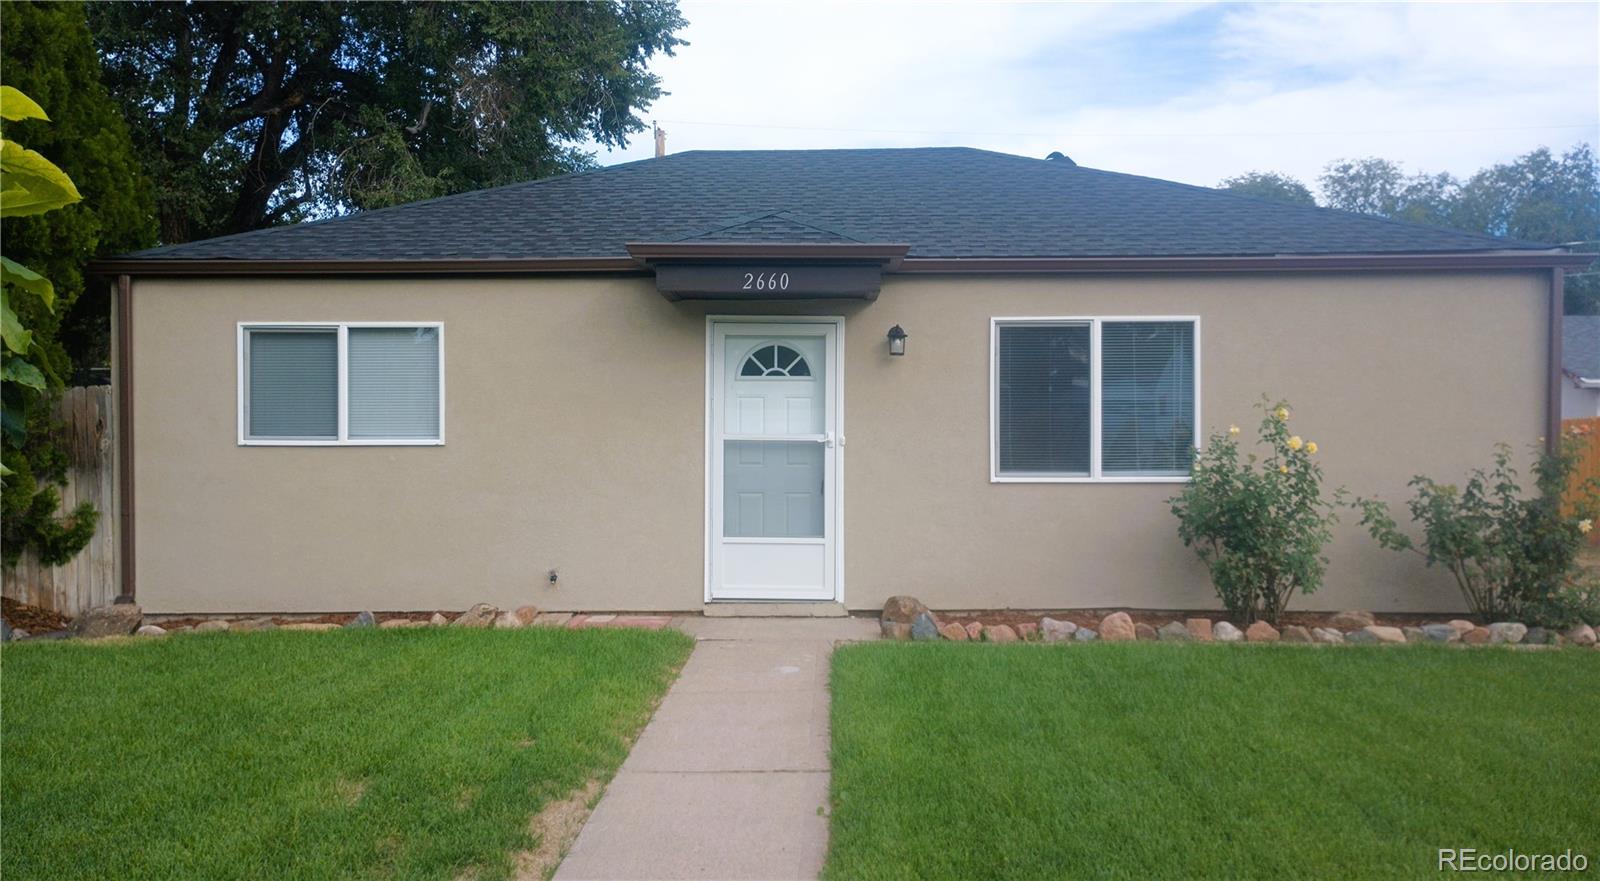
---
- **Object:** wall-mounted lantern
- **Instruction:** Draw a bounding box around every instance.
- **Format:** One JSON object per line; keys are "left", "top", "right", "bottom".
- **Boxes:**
{"left": 886, "top": 324, "right": 908, "bottom": 356}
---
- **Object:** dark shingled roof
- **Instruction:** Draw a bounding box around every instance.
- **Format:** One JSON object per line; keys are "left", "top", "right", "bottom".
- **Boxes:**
{"left": 127, "top": 147, "right": 1550, "bottom": 261}
{"left": 1566, "top": 315, "right": 1600, "bottom": 380}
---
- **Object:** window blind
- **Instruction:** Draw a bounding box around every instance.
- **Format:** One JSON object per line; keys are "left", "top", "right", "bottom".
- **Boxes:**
{"left": 247, "top": 329, "right": 337, "bottom": 439}
{"left": 347, "top": 327, "right": 441, "bottom": 439}
{"left": 997, "top": 324, "right": 1091, "bottom": 475}
{"left": 1101, "top": 321, "right": 1195, "bottom": 476}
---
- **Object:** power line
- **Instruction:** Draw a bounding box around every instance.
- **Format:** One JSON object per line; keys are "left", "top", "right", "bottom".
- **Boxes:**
{"left": 659, "top": 119, "right": 1599, "bottom": 140}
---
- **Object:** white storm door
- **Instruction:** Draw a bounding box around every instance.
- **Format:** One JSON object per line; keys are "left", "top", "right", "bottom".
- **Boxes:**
{"left": 711, "top": 321, "right": 838, "bottom": 601}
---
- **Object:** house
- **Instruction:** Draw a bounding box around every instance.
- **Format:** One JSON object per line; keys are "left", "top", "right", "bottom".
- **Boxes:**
{"left": 1562, "top": 315, "right": 1600, "bottom": 419}
{"left": 92, "top": 148, "right": 1589, "bottom": 615}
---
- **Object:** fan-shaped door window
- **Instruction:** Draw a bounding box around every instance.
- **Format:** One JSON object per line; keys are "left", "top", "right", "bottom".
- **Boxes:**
{"left": 739, "top": 343, "right": 812, "bottom": 378}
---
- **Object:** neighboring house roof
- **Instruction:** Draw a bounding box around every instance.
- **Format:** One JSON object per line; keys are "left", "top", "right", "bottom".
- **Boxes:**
{"left": 1565, "top": 315, "right": 1600, "bottom": 382}
{"left": 119, "top": 147, "right": 1562, "bottom": 263}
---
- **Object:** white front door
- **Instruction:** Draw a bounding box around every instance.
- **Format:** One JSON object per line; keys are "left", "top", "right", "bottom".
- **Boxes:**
{"left": 709, "top": 320, "right": 840, "bottom": 601}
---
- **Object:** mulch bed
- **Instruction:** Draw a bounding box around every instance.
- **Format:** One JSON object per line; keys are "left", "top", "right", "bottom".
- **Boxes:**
{"left": 934, "top": 609, "right": 1468, "bottom": 630}
{"left": 147, "top": 612, "right": 448, "bottom": 629}
{"left": 2, "top": 597, "right": 72, "bottom": 633}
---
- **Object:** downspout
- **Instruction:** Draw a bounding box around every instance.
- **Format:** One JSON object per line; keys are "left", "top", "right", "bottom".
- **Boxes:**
{"left": 115, "top": 274, "right": 135, "bottom": 603}
{"left": 1547, "top": 267, "right": 1564, "bottom": 456}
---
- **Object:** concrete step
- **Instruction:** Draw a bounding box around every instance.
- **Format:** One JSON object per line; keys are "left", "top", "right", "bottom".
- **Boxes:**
{"left": 702, "top": 602, "right": 848, "bottom": 618}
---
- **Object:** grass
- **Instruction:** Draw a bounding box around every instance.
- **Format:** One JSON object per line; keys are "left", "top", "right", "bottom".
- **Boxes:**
{"left": 827, "top": 643, "right": 1600, "bottom": 880}
{"left": 1, "top": 627, "right": 693, "bottom": 881}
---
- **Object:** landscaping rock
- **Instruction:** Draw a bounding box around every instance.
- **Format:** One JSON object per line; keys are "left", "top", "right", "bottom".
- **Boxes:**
{"left": 1, "top": 620, "right": 11, "bottom": 642}
{"left": 344, "top": 611, "right": 377, "bottom": 629}
{"left": 1040, "top": 617, "right": 1076, "bottom": 642}
{"left": 233, "top": 617, "right": 277, "bottom": 632}
{"left": 1245, "top": 621, "right": 1280, "bottom": 642}
{"left": 1134, "top": 622, "right": 1158, "bottom": 641}
{"left": 25, "top": 630, "right": 69, "bottom": 640}
{"left": 512, "top": 605, "right": 540, "bottom": 626}
{"left": 1487, "top": 622, "right": 1527, "bottom": 644}
{"left": 1447, "top": 619, "right": 1476, "bottom": 634}
{"left": 1348, "top": 625, "right": 1406, "bottom": 644}
{"left": 1016, "top": 622, "right": 1039, "bottom": 641}
{"left": 1462, "top": 626, "right": 1492, "bottom": 645}
{"left": 1523, "top": 627, "right": 1553, "bottom": 646}
{"left": 1281, "top": 625, "right": 1312, "bottom": 643}
{"left": 195, "top": 619, "right": 230, "bottom": 633}
{"left": 452, "top": 603, "right": 498, "bottom": 628}
{"left": 1311, "top": 627, "right": 1344, "bottom": 644}
{"left": 910, "top": 611, "right": 940, "bottom": 641}
{"left": 11, "top": 628, "right": 28, "bottom": 639}
{"left": 1073, "top": 627, "right": 1099, "bottom": 642}
{"left": 964, "top": 621, "right": 984, "bottom": 640}
{"left": 938, "top": 623, "right": 968, "bottom": 641}
{"left": 880, "top": 595, "right": 929, "bottom": 625}
{"left": 532, "top": 613, "right": 573, "bottom": 628}
{"left": 70, "top": 603, "right": 143, "bottom": 639}
{"left": 380, "top": 618, "right": 414, "bottom": 628}
{"left": 1212, "top": 621, "right": 1243, "bottom": 642}
{"left": 1402, "top": 626, "right": 1427, "bottom": 643}
{"left": 1157, "top": 621, "right": 1192, "bottom": 641}
{"left": 1185, "top": 618, "right": 1214, "bottom": 641}
{"left": 1564, "top": 623, "right": 1596, "bottom": 646}
{"left": 984, "top": 624, "right": 1019, "bottom": 643}
{"left": 429, "top": 612, "right": 451, "bottom": 626}
{"left": 135, "top": 624, "right": 168, "bottom": 637}
{"left": 281, "top": 622, "right": 338, "bottom": 632}
{"left": 493, "top": 611, "right": 525, "bottom": 629}
{"left": 879, "top": 620, "right": 912, "bottom": 641}
{"left": 1421, "top": 623, "right": 1461, "bottom": 643}
{"left": 1098, "top": 612, "right": 1136, "bottom": 642}
{"left": 1329, "top": 610, "right": 1375, "bottom": 630}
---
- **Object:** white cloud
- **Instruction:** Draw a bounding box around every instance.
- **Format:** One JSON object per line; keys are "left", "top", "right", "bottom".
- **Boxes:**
{"left": 591, "top": 1, "right": 1599, "bottom": 189}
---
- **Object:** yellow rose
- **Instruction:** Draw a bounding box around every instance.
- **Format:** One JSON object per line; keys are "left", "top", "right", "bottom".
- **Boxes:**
{"left": 1581, "top": 519, "right": 1594, "bottom": 535}
{"left": 1287, "top": 435, "right": 1303, "bottom": 451}
{"left": 1305, "top": 441, "right": 1318, "bottom": 455}
{"left": 1279, "top": 465, "right": 1289, "bottom": 473}
{"left": 1228, "top": 424, "right": 1240, "bottom": 437}
{"left": 1274, "top": 406, "right": 1290, "bottom": 421}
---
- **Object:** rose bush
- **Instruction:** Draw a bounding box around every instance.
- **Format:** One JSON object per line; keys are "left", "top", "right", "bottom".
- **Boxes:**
{"left": 1170, "top": 399, "right": 1343, "bottom": 625}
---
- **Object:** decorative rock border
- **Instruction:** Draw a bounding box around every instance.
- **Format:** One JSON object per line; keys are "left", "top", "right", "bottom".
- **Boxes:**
{"left": 2, "top": 602, "right": 672, "bottom": 643}
{"left": 875, "top": 596, "right": 1600, "bottom": 651}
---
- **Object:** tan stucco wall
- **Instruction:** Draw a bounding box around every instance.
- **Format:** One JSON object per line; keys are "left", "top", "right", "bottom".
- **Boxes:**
{"left": 131, "top": 271, "right": 1548, "bottom": 614}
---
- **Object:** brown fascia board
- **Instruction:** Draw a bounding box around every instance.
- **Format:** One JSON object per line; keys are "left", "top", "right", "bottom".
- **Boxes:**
{"left": 89, "top": 248, "right": 1590, "bottom": 278}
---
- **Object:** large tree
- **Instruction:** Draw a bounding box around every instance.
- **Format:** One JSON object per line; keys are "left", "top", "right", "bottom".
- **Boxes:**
{"left": 89, "top": 1, "right": 687, "bottom": 243}
{"left": 1217, "top": 171, "right": 1316, "bottom": 206}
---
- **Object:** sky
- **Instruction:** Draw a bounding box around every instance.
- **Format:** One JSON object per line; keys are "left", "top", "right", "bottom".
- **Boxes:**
{"left": 588, "top": 1, "right": 1600, "bottom": 192}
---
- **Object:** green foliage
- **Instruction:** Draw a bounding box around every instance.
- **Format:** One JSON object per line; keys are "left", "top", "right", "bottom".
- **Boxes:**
{"left": 1316, "top": 146, "right": 1600, "bottom": 314}
{"left": 0, "top": 74, "right": 106, "bottom": 566}
{"left": 1356, "top": 437, "right": 1600, "bottom": 624}
{"left": 1170, "top": 399, "right": 1344, "bottom": 624}
{"left": 1217, "top": 171, "right": 1316, "bottom": 206}
{"left": 88, "top": 1, "right": 687, "bottom": 242}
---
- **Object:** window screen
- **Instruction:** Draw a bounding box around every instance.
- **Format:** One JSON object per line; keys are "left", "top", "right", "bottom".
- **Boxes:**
{"left": 246, "top": 329, "right": 337, "bottom": 439}
{"left": 1101, "top": 321, "right": 1195, "bottom": 476}
{"left": 996, "top": 323, "right": 1091, "bottom": 475}
{"left": 348, "top": 327, "right": 441, "bottom": 439}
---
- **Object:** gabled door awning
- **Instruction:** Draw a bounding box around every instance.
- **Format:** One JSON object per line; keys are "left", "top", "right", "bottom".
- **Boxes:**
{"left": 625, "top": 243, "right": 909, "bottom": 301}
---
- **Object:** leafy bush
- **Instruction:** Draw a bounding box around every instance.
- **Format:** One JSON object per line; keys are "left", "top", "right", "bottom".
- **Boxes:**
{"left": 1171, "top": 400, "right": 1343, "bottom": 625}
{"left": 1356, "top": 435, "right": 1599, "bottom": 624}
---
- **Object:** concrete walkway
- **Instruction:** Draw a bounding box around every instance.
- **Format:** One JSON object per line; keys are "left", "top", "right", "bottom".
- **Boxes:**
{"left": 554, "top": 617, "right": 878, "bottom": 881}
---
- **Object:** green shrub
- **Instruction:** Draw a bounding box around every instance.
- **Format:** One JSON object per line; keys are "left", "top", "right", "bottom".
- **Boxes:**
{"left": 1356, "top": 436, "right": 1599, "bottom": 625}
{"left": 1170, "top": 399, "right": 1343, "bottom": 625}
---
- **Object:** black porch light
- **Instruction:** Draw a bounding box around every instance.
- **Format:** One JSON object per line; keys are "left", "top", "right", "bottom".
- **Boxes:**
{"left": 886, "top": 324, "right": 908, "bottom": 356}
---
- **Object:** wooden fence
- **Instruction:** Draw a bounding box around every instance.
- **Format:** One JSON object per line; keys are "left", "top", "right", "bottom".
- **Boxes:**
{"left": 1566, "top": 417, "right": 1600, "bottom": 545}
{"left": 2, "top": 386, "right": 118, "bottom": 614}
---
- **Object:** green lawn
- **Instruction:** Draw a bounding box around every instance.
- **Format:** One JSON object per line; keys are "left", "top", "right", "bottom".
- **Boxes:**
{"left": 2, "top": 627, "right": 692, "bottom": 881}
{"left": 827, "top": 643, "right": 1599, "bottom": 880}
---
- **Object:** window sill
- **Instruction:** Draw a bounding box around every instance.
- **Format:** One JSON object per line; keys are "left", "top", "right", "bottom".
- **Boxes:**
{"left": 240, "top": 439, "right": 444, "bottom": 447}
{"left": 991, "top": 474, "right": 1191, "bottom": 484}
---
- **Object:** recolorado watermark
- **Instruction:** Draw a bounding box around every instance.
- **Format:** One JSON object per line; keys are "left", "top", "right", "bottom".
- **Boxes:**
{"left": 1439, "top": 848, "right": 1589, "bottom": 873}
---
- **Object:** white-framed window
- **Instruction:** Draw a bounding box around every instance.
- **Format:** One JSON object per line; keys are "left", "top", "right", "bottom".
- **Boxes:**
{"left": 990, "top": 316, "right": 1199, "bottom": 482}
{"left": 238, "top": 322, "right": 444, "bottom": 445}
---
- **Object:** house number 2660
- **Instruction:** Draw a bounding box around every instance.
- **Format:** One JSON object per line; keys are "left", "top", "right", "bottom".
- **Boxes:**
{"left": 742, "top": 271, "right": 790, "bottom": 291}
